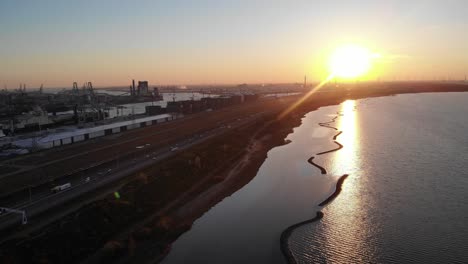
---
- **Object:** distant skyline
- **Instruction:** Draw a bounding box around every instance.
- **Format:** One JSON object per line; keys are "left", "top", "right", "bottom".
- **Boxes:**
{"left": 1, "top": 0, "right": 468, "bottom": 88}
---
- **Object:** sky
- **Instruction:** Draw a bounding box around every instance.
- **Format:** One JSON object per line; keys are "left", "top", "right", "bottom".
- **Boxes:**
{"left": 1, "top": 0, "right": 468, "bottom": 88}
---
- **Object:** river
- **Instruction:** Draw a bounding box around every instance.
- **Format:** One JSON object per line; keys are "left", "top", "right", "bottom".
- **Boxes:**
{"left": 163, "top": 92, "right": 468, "bottom": 264}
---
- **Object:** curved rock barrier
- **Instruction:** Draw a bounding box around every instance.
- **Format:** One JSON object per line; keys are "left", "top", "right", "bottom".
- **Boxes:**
{"left": 316, "top": 141, "right": 343, "bottom": 155}
{"left": 318, "top": 174, "right": 349, "bottom": 206}
{"left": 318, "top": 123, "right": 338, "bottom": 130}
{"left": 280, "top": 105, "right": 357, "bottom": 263}
{"left": 280, "top": 173, "right": 348, "bottom": 263}
{"left": 280, "top": 211, "right": 324, "bottom": 264}
{"left": 318, "top": 117, "right": 335, "bottom": 125}
{"left": 333, "top": 131, "right": 343, "bottom": 140}
{"left": 318, "top": 122, "right": 330, "bottom": 126}
{"left": 307, "top": 157, "right": 327, "bottom": 174}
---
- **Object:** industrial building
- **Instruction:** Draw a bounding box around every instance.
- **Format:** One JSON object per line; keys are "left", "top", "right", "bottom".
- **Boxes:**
{"left": 12, "top": 114, "right": 175, "bottom": 150}
{"left": 0, "top": 89, "right": 260, "bottom": 157}
{"left": 166, "top": 94, "right": 259, "bottom": 114}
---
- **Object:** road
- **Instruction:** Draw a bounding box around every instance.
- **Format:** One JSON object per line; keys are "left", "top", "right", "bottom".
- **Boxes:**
{"left": 0, "top": 110, "right": 268, "bottom": 236}
{"left": 0, "top": 97, "right": 295, "bottom": 196}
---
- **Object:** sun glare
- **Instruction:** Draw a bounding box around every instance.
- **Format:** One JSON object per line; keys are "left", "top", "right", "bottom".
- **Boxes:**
{"left": 329, "top": 45, "right": 373, "bottom": 79}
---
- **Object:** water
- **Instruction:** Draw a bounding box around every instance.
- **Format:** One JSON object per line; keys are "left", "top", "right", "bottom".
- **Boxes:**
{"left": 105, "top": 92, "right": 218, "bottom": 118}
{"left": 51, "top": 92, "right": 217, "bottom": 118}
{"left": 163, "top": 92, "right": 468, "bottom": 264}
{"left": 289, "top": 93, "right": 468, "bottom": 264}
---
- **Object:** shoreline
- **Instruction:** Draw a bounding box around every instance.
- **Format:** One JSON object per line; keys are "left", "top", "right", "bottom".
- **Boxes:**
{"left": 280, "top": 101, "right": 350, "bottom": 263}
{"left": 2, "top": 87, "right": 468, "bottom": 263}
{"left": 124, "top": 89, "right": 465, "bottom": 263}
{"left": 84, "top": 110, "right": 310, "bottom": 263}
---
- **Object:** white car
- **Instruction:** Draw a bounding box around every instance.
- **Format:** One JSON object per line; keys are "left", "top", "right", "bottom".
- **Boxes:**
{"left": 51, "top": 183, "right": 71, "bottom": 193}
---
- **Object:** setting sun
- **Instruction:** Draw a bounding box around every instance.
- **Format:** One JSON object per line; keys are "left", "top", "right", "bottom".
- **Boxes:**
{"left": 329, "top": 45, "right": 374, "bottom": 79}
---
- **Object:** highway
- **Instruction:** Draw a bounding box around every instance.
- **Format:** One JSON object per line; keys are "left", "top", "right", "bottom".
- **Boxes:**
{"left": 0, "top": 98, "right": 292, "bottom": 196}
{"left": 0, "top": 110, "right": 269, "bottom": 237}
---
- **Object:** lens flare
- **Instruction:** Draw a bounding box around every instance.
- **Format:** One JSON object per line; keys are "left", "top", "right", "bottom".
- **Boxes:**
{"left": 329, "top": 45, "right": 373, "bottom": 78}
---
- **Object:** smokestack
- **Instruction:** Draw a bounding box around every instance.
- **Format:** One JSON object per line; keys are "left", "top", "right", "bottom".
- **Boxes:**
{"left": 304, "top": 75, "right": 307, "bottom": 89}
{"left": 132, "top": 79, "right": 136, "bottom": 96}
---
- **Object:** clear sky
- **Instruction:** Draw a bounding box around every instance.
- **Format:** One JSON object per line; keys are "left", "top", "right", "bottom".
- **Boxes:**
{"left": 1, "top": 0, "right": 467, "bottom": 88}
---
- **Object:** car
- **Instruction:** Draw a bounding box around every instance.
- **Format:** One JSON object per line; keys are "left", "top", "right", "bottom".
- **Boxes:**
{"left": 51, "top": 183, "right": 71, "bottom": 193}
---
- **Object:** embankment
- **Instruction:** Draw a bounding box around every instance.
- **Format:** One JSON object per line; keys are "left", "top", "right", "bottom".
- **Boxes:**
{"left": 280, "top": 102, "right": 350, "bottom": 264}
{"left": 316, "top": 141, "right": 343, "bottom": 155}
{"left": 307, "top": 157, "right": 327, "bottom": 174}
{"left": 279, "top": 174, "right": 349, "bottom": 263}
{"left": 280, "top": 211, "right": 324, "bottom": 264}
{"left": 333, "top": 131, "right": 343, "bottom": 140}
{"left": 318, "top": 174, "right": 349, "bottom": 206}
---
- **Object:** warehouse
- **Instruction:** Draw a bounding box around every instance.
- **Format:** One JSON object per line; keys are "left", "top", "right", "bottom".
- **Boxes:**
{"left": 13, "top": 114, "right": 176, "bottom": 149}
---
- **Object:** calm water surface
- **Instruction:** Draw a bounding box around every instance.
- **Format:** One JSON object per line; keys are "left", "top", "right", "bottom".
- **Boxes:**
{"left": 52, "top": 92, "right": 218, "bottom": 118}
{"left": 106, "top": 92, "right": 218, "bottom": 118}
{"left": 164, "top": 92, "right": 468, "bottom": 264}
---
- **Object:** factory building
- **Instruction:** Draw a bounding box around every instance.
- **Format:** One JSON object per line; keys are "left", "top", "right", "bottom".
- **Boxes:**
{"left": 165, "top": 94, "right": 259, "bottom": 115}
{"left": 138, "top": 81, "right": 149, "bottom": 94}
{"left": 12, "top": 114, "right": 175, "bottom": 150}
{"left": 2, "top": 92, "right": 259, "bottom": 156}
